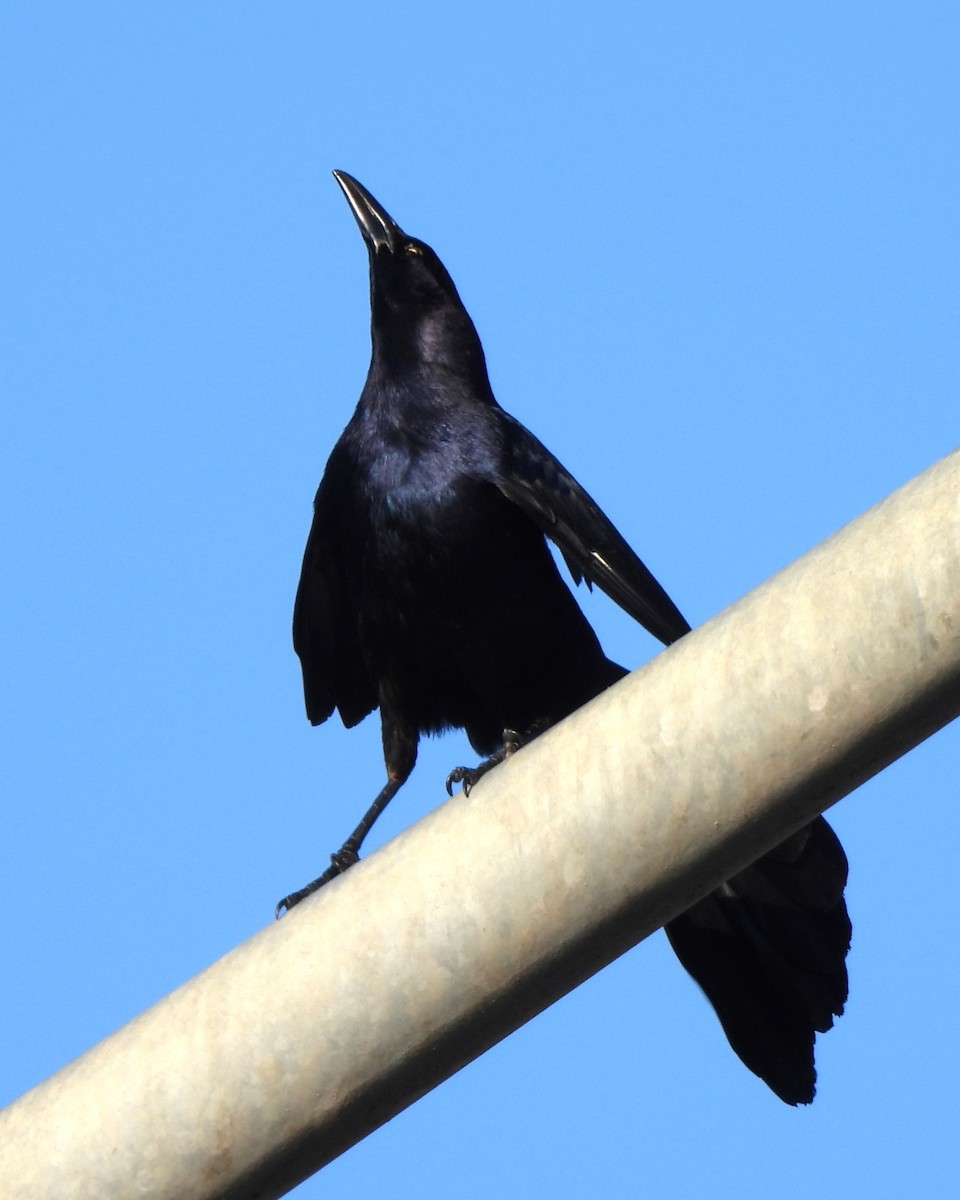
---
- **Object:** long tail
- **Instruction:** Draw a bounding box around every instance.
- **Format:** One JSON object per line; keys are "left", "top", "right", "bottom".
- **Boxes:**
{"left": 664, "top": 816, "right": 851, "bottom": 1104}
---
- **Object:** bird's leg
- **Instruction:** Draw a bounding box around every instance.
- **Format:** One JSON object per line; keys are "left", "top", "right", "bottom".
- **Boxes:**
{"left": 445, "top": 721, "right": 548, "bottom": 796}
{"left": 276, "top": 712, "right": 417, "bottom": 917}
{"left": 275, "top": 776, "right": 403, "bottom": 917}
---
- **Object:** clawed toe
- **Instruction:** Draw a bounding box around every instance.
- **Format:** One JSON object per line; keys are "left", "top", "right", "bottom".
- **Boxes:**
{"left": 446, "top": 765, "right": 479, "bottom": 796}
{"left": 274, "top": 847, "right": 361, "bottom": 918}
{"left": 446, "top": 724, "right": 546, "bottom": 797}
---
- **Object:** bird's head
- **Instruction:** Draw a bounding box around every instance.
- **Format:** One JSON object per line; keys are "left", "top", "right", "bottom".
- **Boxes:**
{"left": 333, "top": 171, "right": 489, "bottom": 382}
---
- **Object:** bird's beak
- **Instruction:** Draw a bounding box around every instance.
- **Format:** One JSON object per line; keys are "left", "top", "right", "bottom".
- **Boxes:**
{"left": 333, "top": 171, "right": 403, "bottom": 255}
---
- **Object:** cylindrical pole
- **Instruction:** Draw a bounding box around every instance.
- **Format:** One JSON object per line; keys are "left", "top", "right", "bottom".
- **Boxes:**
{"left": 1, "top": 448, "right": 958, "bottom": 1200}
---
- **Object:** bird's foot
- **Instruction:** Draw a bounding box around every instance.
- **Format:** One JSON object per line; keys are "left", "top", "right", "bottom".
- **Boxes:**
{"left": 274, "top": 846, "right": 360, "bottom": 918}
{"left": 445, "top": 728, "right": 528, "bottom": 796}
{"left": 445, "top": 762, "right": 484, "bottom": 796}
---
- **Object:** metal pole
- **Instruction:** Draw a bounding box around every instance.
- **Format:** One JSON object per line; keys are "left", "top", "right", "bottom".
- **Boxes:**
{"left": 1, "top": 448, "right": 959, "bottom": 1200}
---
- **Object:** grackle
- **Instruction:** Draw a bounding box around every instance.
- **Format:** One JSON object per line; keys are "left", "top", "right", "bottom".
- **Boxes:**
{"left": 278, "top": 172, "right": 850, "bottom": 1105}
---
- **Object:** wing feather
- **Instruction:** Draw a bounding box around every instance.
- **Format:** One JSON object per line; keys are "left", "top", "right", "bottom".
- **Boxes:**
{"left": 496, "top": 414, "right": 690, "bottom": 645}
{"left": 293, "top": 453, "right": 377, "bottom": 728}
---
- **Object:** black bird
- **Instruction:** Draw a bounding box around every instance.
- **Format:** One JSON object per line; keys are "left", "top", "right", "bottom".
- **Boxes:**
{"left": 280, "top": 172, "right": 851, "bottom": 1105}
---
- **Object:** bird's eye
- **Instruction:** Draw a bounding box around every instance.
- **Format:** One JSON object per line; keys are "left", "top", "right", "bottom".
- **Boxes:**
{"left": 406, "top": 245, "right": 423, "bottom": 257}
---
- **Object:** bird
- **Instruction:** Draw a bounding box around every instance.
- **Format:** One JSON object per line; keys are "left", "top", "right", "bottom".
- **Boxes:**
{"left": 279, "top": 171, "right": 851, "bottom": 1105}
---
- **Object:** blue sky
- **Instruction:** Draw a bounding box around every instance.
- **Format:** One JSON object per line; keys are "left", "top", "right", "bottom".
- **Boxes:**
{"left": 2, "top": 3, "right": 959, "bottom": 1196}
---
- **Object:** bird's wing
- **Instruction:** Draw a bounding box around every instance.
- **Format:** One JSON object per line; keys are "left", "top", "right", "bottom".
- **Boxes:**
{"left": 496, "top": 414, "right": 691, "bottom": 646}
{"left": 293, "top": 452, "right": 377, "bottom": 728}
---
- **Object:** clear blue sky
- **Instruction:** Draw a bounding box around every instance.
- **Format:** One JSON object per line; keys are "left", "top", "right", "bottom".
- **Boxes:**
{"left": 2, "top": 4, "right": 959, "bottom": 1197}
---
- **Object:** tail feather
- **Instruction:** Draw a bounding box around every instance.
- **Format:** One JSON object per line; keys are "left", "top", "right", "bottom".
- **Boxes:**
{"left": 665, "top": 816, "right": 851, "bottom": 1105}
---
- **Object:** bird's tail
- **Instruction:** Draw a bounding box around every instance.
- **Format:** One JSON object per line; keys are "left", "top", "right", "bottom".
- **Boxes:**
{"left": 664, "top": 816, "right": 851, "bottom": 1105}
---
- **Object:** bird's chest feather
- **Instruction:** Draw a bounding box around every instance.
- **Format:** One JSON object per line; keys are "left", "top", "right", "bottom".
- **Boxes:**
{"left": 352, "top": 408, "right": 495, "bottom": 561}
{"left": 366, "top": 457, "right": 494, "bottom": 592}
{"left": 345, "top": 406, "right": 519, "bottom": 661}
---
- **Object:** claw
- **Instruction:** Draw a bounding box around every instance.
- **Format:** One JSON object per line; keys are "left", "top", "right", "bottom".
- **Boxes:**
{"left": 446, "top": 765, "right": 478, "bottom": 796}
{"left": 444, "top": 722, "right": 549, "bottom": 799}
{"left": 445, "top": 746, "right": 507, "bottom": 796}
{"left": 274, "top": 847, "right": 361, "bottom": 918}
